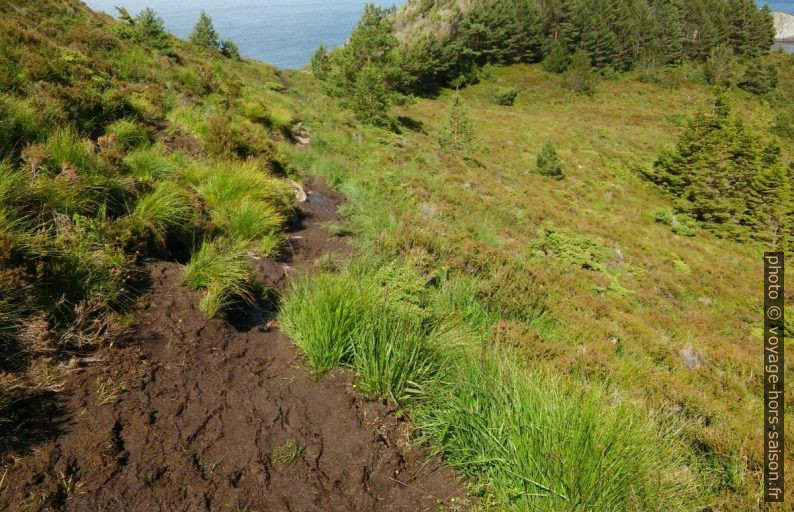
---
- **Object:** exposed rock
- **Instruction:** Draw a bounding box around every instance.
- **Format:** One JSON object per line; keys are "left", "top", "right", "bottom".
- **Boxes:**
{"left": 774, "top": 12, "right": 794, "bottom": 42}
{"left": 679, "top": 345, "right": 703, "bottom": 370}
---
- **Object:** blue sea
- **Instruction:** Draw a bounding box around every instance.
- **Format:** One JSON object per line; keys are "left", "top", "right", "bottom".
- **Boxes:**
{"left": 83, "top": 0, "right": 404, "bottom": 69}
{"left": 85, "top": 0, "right": 791, "bottom": 68}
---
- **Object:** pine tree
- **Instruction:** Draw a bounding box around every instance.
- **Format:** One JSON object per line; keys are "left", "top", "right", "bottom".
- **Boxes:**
{"left": 536, "top": 140, "right": 564, "bottom": 179}
{"left": 220, "top": 39, "right": 241, "bottom": 60}
{"left": 703, "top": 45, "right": 737, "bottom": 88}
{"left": 189, "top": 10, "right": 220, "bottom": 50}
{"left": 438, "top": 94, "right": 475, "bottom": 155}
{"left": 542, "top": 39, "right": 570, "bottom": 73}
{"left": 645, "top": 94, "right": 782, "bottom": 238}
{"left": 310, "top": 44, "right": 331, "bottom": 81}
{"left": 350, "top": 63, "right": 391, "bottom": 127}
{"left": 737, "top": 58, "right": 778, "bottom": 95}
{"left": 563, "top": 49, "right": 596, "bottom": 95}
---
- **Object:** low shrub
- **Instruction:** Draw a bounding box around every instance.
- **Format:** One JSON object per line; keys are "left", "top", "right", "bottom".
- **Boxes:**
{"left": 491, "top": 86, "right": 518, "bottom": 106}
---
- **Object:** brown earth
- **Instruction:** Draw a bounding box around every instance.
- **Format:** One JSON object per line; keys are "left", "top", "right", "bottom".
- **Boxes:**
{"left": 0, "top": 177, "right": 466, "bottom": 512}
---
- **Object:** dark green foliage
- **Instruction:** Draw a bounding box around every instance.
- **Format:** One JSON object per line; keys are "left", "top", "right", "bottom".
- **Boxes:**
{"left": 189, "top": 10, "right": 220, "bottom": 50}
{"left": 220, "top": 39, "right": 241, "bottom": 60}
{"left": 350, "top": 64, "right": 392, "bottom": 127}
{"left": 310, "top": 44, "right": 331, "bottom": 81}
{"left": 390, "top": 0, "right": 776, "bottom": 94}
{"left": 438, "top": 95, "right": 475, "bottom": 155}
{"left": 563, "top": 49, "right": 597, "bottom": 95}
{"left": 536, "top": 140, "right": 564, "bottom": 179}
{"left": 703, "top": 45, "right": 738, "bottom": 88}
{"left": 491, "top": 86, "right": 519, "bottom": 106}
{"left": 737, "top": 59, "right": 778, "bottom": 95}
{"left": 131, "top": 8, "right": 170, "bottom": 50}
{"left": 317, "top": 4, "right": 405, "bottom": 119}
{"left": 644, "top": 95, "right": 786, "bottom": 244}
{"left": 542, "top": 39, "right": 570, "bottom": 73}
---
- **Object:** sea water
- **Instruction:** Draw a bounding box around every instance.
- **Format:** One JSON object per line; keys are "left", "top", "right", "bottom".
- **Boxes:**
{"left": 83, "top": 0, "right": 405, "bottom": 69}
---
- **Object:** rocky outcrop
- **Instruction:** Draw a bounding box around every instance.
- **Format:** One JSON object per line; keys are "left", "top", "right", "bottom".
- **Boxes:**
{"left": 774, "top": 12, "right": 794, "bottom": 41}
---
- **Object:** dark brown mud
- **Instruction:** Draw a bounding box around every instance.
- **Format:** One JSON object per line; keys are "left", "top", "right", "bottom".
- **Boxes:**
{"left": 0, "top": 177, "right": 465, "bottom": 512}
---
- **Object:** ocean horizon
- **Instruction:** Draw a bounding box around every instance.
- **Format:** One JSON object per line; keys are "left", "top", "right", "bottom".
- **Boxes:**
{"left": 84, "top": 0, "right": 405, "bottom": 69}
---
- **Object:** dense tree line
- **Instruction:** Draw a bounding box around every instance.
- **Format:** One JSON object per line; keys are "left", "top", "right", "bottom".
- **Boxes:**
{"left": 313, "top": 0, "right": 776, "bottom": 121}
{"left": 398, "top": 0, "right": 775, "bottom": 93}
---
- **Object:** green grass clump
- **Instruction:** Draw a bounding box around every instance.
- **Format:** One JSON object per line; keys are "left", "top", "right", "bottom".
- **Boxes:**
{"left": 129, "top": 182, "right": 194, "bottom": 246}
{"left": 104, "top": 119, "right": 150, "bottom": 150}
{"left": 212, "top": 199, "right": 284, "bottom": 244}
{"left": 413, "top": 351, "right": 702, "bottom": 511}
{"left": 0, "top": 94, "right": 43, "bottom": 157}
{"left": 184, "top": 238, "right": 254, "bottom": 318}
{"left": 45, "top": 127, "right": 99, "bottom": 173}
{"left": 191, "top": 160, "right": 294, "bottom": 215}
{"left": 122, "top": 144, "right": 174, "bottom": 183}
{"left": 280, "top": 273, "right": 374, "bottom": 374}
{"left": 352, "top": 311, "right": 445, "bottom": 403}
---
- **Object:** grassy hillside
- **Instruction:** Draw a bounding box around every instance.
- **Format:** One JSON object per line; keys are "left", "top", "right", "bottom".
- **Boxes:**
{"left": 0, "top": 0, "right": 299, "bottom": 435}
{"left": 282, "top": 54, "right": 794, "bottom": 509}
{"left": 1, "top": 0, "right": 793, "bottom": 510}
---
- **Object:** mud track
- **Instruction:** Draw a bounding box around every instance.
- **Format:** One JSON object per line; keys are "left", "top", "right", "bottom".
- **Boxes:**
{"left": 0, "top": 177, "right": 465, "bottom": 511}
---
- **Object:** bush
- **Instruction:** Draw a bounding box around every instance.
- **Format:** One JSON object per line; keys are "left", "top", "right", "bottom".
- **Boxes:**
{"left": 184, "top": 238, "right": 254, "bottom": 318}
{"left": 703, "top": 45, "right": 738, "bottom": 88}
{"left": 535, "top": 140, "right": 564, "bottom": 179}
{"left": 438, "top": 94, "right": 475, "bottom": 155}
{"left": 220, "top": 39, "right": 241, "bottom": 60}
{"left": 737, "top": 59, "right": 778, "bottom": 95}
{"left": 563, "top": 50, "right": 596, "bottom": 95}
{"left": 491, "top": 86, "right": 519, "bottom": 106}
{"left": 542, "top": 39, "right": 570, "bottom": 73}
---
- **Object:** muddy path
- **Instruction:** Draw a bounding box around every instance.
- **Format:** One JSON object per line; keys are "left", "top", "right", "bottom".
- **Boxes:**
{"left": 0, "top": 177, "right": 466, "bottom": 512}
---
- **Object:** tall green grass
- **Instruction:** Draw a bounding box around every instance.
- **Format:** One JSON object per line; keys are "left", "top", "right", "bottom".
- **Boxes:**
{"left": 184, "top": 237, "right": 254, "bottom": 318}
{"left": 280, "top": 273, "right": 373, "bottom": 374}
{"left": 104, "top": 119, "right": 150, "bottom": 150}
{"left": 129, "top": 182, "right": 194, "bottom": 246}
{"left": 352, "top": 311, "right": 447, "bottom": 403}
{"left": 122, "top": 144, "right": 174, "bottom": 183}
{"left": 279, "top": 268, "right": 705, "bottom": 510}
{"left": 45, "top": 128, "right": 99, "bottom": 173}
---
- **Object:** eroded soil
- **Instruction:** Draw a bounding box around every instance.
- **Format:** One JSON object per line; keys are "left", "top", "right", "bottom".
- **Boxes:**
{"left": 0, "top": 177, "right": 465, "bottom": 512}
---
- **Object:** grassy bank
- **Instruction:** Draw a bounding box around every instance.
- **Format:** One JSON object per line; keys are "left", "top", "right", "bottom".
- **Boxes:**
{"left": 0, "top": 1, "right": 298, "bottom": 438}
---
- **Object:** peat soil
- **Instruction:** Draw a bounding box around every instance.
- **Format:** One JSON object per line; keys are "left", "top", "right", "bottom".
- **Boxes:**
{"left": 0, "top": 177, "right": 466, "bottom": 512}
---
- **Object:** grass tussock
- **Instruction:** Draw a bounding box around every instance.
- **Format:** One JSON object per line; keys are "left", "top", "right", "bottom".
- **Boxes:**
{"left": 184, "top": 238, "right": 254, "bottom": 318}
{"left": 129, "top": 182, "right": 194, "bottom": 246}
{"left": 414, "top": 350, "right": 701, "bottom": 511}
{"left": 280, "top": 273, "right": 373, "bottom": 374}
